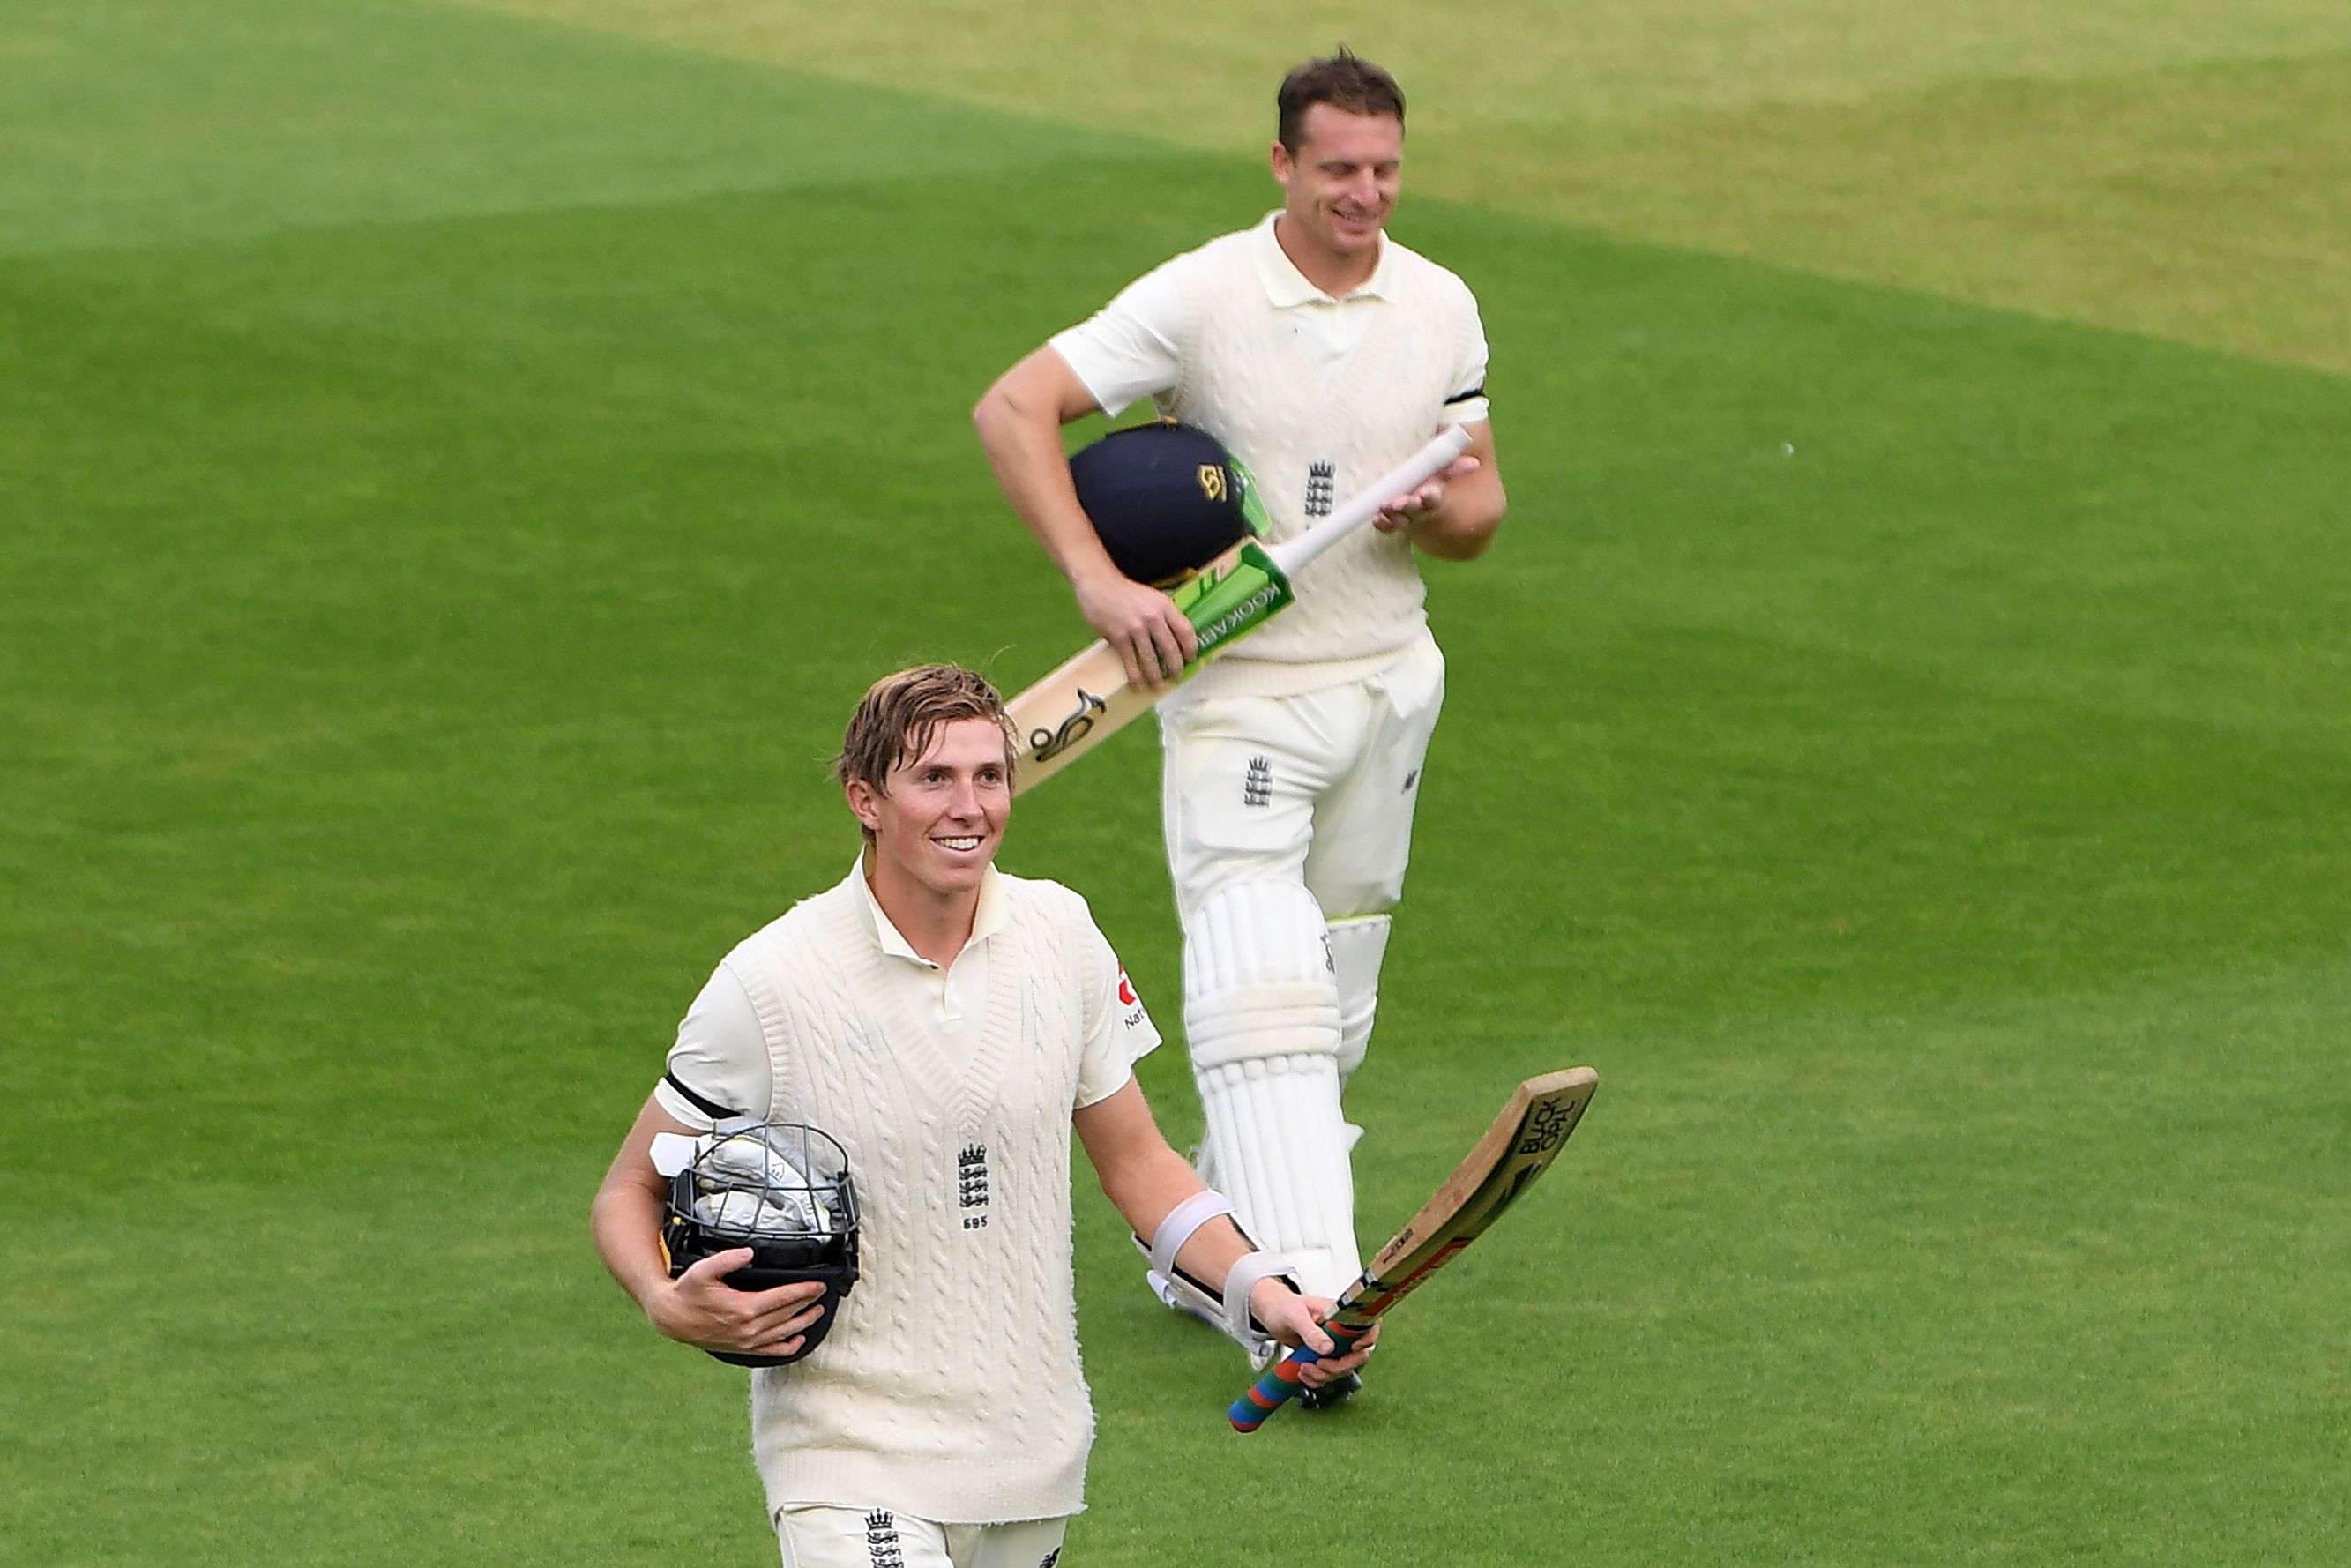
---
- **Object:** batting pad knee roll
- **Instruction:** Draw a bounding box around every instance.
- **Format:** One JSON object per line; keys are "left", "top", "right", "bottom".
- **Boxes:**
{"left": 1182, "top": 882, "right": 1341, "bottom": 1071}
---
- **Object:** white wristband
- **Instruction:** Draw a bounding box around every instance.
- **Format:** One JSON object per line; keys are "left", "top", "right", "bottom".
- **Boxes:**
{"left": 1146, "top": 1190, "right": 1235, "bottom": 1280}
{"left": 1223, "top": 1251, "right": 1302, "bottom": 1340}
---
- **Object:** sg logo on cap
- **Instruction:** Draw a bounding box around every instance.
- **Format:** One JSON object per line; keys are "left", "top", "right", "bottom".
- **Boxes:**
{"left": 1196, "top": 464, "right": 1228, "bottom": 503}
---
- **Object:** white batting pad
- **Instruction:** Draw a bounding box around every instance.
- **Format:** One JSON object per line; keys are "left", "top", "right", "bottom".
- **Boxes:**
{"left": 1326, "top": 913, "right": 1392, "bottom": 1086}
{"left": 1196, "top": 1056, "right": 1362, "bottom": 1298}
{"left": 1181, "top": 881, "right": 1341, "bottom": 1067}
{"left": 1181, "top": 882, "right": 1362, "bottom": 1303}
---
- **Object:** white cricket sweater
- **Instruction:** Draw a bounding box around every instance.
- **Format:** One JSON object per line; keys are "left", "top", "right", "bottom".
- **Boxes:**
{"left": 1053, "top": 213, "right": 1491, "bottom": 701}
{"left": 723, "top": 872, "right": 1112, "bottom": 1524}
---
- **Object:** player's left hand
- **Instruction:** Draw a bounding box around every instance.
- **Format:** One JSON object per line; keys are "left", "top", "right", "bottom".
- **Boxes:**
{"left": 1372, "top": 456, "right": 1480, "bottom": 534}
{"left": 1250, "top": 1283, "right": 1379, "bottom": 1386}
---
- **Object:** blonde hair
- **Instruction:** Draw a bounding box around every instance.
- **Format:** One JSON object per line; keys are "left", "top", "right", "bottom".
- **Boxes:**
{"left": 834, "top": 665, "right": 1018, "bottom": 827}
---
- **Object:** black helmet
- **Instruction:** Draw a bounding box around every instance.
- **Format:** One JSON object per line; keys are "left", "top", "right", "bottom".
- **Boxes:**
{"left": 1070, "top": 422, "right": 1271, "bottom": 587}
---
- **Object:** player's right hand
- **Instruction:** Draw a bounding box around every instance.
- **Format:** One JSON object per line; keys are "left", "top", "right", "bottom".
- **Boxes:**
{"left": 1075, "top": 570, "right": 1197, "bottom": 691}
{"left": 1254, "top": 1288, "right": 1379, "bottom": 1387}
{"left": 648, "top": 1248, "right": 826, "bottom": 1358}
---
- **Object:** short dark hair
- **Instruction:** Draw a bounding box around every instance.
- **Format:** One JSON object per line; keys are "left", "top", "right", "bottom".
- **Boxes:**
{"left": 835, "top": 665, "right": 1017, "bottom": 833}
{"left": 1276, "top": 49, "right": 1406, "bottom": 153}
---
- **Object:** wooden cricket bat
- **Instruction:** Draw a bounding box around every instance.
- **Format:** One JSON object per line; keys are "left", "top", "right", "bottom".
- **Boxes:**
{"left": 1228, "top": 1065, "right": 1600, "bottom": 1432}
{"left": 1007, "top": 425, "right": 1473, "bottom": 793}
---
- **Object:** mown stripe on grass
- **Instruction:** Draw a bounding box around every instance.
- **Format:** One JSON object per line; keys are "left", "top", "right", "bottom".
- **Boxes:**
{"left": 0, "top": 0, "right": 1168, "bottom": 257}
{"left": 454, "top": 0, "right": 2351, "bottom": 373}
{"left": 1485, "top": 50, "right": 2351, "bottom": 376}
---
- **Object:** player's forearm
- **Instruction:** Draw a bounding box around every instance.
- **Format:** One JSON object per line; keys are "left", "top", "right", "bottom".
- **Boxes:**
{"left": 972, "top": 380, "right": 1123, "bottom": 591}
{"left": 591, "top": 1168, "right": 674, "bottom": 1312}
{"left": 1176, "top": 1214, "right": 1259, "bottom": 1291}
{"left": 1098, "top": 1145, "right": 1261, "bottom": 1288}
{"left": 1095, "top": 1139, "right": 1207, "bottom": 1242}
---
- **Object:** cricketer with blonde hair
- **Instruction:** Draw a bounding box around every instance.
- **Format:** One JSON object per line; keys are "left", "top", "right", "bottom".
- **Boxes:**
{"left": 592, "top": 664, "right": 1371, "bottom": 1568}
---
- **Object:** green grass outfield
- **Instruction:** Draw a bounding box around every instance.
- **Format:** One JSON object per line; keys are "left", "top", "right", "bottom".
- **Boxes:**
{"left": 4, "top": 4, "right": 2346, "bottom": 1564}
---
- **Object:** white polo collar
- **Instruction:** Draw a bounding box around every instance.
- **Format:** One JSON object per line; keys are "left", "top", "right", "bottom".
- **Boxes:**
{"left": 848, "top": 853, "right": 1008, "bottom": 967}
{"left": 1251, "top": 209, "right": 1394, "bottom": 307}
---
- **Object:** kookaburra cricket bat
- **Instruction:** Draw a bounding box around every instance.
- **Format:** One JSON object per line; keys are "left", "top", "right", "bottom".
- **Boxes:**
{"left": 1007, "top": 424, "right": 1473, "bottom": 793}
{"left": 1228, "top": 1066, "right": 1601, "bottom": 1432}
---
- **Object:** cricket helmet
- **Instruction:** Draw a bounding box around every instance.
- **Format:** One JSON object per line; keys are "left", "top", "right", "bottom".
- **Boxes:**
{"left": 661, "top": 1121, "right": 860, "bottom": 1369}
{"left": 1070, "top": 421, "right": 1271, "bottom": 587}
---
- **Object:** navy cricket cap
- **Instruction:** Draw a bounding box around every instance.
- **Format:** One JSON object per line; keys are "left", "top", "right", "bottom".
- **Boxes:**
{"left": 1069, "top": 422, "right": 1270, "bottom": 587}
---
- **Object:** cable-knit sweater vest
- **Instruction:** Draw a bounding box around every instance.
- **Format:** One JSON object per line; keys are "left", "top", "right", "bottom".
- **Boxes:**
{"left": 1162, "top": 230, "right": 1484, "bottom": 700}
{"left": 725, "top": 872, "right": 1100, "bottom": 1524}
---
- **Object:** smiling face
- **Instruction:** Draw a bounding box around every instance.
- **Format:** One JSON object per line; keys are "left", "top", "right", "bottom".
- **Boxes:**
{"left": 1271, "top": 103, "right": 1403, "bottom": 273}
{"left": 845, "top": 715, "right": 1011, "bottom": 907}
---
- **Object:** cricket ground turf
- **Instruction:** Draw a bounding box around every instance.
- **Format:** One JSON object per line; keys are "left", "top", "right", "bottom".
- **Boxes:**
{"left": 3, "top": 4, "right": 2344, "bottom": 1564}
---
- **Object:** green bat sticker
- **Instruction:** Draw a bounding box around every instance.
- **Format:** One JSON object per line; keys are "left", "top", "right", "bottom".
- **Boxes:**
{"left": 1168, "top": 541, "right": 1295, "bottom": 668}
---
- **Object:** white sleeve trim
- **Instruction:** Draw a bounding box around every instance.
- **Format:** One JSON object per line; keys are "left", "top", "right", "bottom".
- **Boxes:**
{"left": 1075, "top": 908, "right": 1162, "bottom": 1108}
{"left": 1047, "top": 255, "right": 1194, "bottom": 419}
{"left": 1044, "top": 338, "right": 1121, "bottom": 420}
{"left": 659, "top": 962, "right": 771, "bottom": 1132}
{"left": 1446, "top": 290, "right": 1493, "bottom": 427}
{"left": 1074, "top": 1066, "right": 1135, "bottom": 1111}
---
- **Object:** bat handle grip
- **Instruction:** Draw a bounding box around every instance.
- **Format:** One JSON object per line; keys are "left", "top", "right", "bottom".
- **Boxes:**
{"left": 1227, "top": 1320, "right": 1368, "bottom": 1432}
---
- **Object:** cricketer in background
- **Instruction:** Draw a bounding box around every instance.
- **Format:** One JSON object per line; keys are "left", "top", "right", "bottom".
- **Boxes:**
{"left": 973, "top": 50, "right": 1505, "bottom": 1393}
{"left": 590, "top": 665, "right": 1370, "bottom": 1568}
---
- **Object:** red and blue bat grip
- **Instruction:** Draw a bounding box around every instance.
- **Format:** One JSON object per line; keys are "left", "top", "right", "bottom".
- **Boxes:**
{"left": 1228, "top": 1320, "right": 1369, "bottom": 1431}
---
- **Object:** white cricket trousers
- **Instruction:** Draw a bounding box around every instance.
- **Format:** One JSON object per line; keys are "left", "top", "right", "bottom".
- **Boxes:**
{"left": 1158, "top": 634, "right": 1444, "bottom": 921}
{"left": 776, "top": 1505, "right": 1067, "bottom": 1568}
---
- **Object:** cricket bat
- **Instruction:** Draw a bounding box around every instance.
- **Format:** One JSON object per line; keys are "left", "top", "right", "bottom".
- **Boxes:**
{"left": 1008, "top": 424, "right": 1473, "bottom": 793}
{"left": 1228, "top": 1065, "right": 1600, "bottom": 1432}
